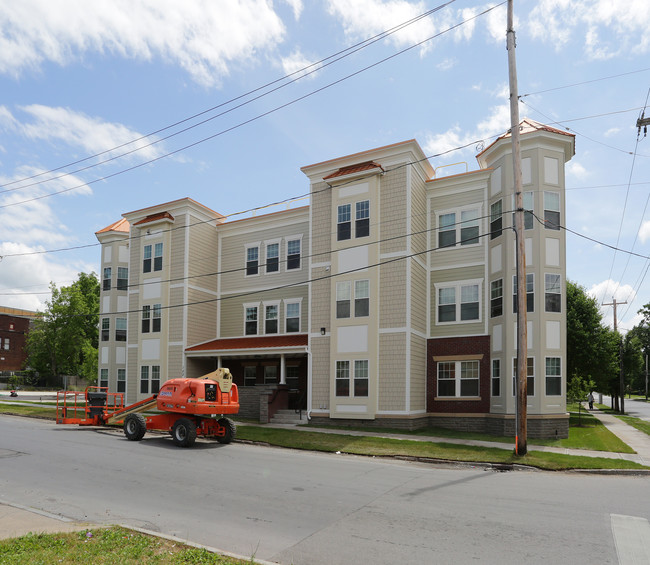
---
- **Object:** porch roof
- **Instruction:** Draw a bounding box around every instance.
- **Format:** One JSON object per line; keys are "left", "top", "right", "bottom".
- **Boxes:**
{"left": 185, "top": 334, "right": 308, "bottom": 356}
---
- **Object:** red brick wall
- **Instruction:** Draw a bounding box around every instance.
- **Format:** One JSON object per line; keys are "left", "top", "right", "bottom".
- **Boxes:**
{"left": 0, "top": 315, "right": 31, "bottom": 372}
{"left": 427, "top": 335, "right": 491, "bottom": 414}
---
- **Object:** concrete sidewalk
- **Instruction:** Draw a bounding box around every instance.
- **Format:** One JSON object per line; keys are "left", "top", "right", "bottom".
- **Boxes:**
{"left": 586, "top": 407, "right": 650, "bottom": 466}
{"left": 0, "top": 500, "right": 90, "bottom": 541}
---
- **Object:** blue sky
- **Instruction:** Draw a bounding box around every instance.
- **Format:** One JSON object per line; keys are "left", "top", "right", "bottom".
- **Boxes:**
{"left": 1, "top": 0, "right": 649, "bottom": 331}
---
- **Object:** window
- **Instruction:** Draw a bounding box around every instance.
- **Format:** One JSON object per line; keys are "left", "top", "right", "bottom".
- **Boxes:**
{"left": 436, "top": 282, "right": 480, "bottom": 323}
{"left": 286, "top": 302, "right": 300, "bottom": 333}
{"left": 336, "top": 281, "right": 351, "bottom": 318}
{"left": 437, "top": 360, "right": 480, "bottom": 397}
{"left": 512, "top": 192, "right": 534, "bottom": 230}
{"left": 115, "top": 318, "right": 127, "bottom": 341}
{"left": 336, "top": 361, "right": 349, "bottom": 396}
{"left": 266, "top": 243, "right": 279, "bottom": 273}
{"left": 287, "top": 239, "right": 301, "bottom": 270}
{"left": 246, "top": 246, "right": 259, "bottom": 276}
{"left": 438, "top": 209, "right": 479, "bottom": 248}
{"left": 3, "top": 338, "right": 9, "bottom": 350}
{"left": 490, "top": 279, "right": 503, "bottom": 317}
{"left": 286, "top": 366, "right": 300, "bottom": 389}
{"left": 512, "top": 357, "right": 535, "bottom": 396}
{"left": 151, "top": 365, "right": 161, "bottom": 394}
{"left": 117, "top": 267, "right": 128, "bottom": 290}
{"left": 100, "top": 368, "right": 108, "bottom": 389}
{"left": 245, "top": 306, "right": 258, "bottom": 335}
{"left": 152, "top": 304, "right": 162, "bottom": 332}
{"left": 355, "top": 280, "right": 369, "bottom": 317}
{"left": 265, "top": 304, "right": 278, "bottom": 334}
{"left": 439, "top": 213, "right": 456, "bottom": 248}
{"left": 244, "top": 366, "right": 257, "bottom": 387}
{"left": 153, "top": 243, "right": 163, "bottom": 271}
{"left": 140, "top": 366, "right": 149, "bottom": 394}
{"left": 356, "top": 200, "right": 370, "bottom": 237}
{"left": 460, "top": 209, "right": 479, "bottom": 245}
{"left": 264, "top": 365, "right": 278, "bottom": 384}
{"left": 354, "top": 360, "right": 369, "bottom": 397}
{"left": 545, "top": 357, "right": 562, "bottom": 396}
{"left": 545, "top": 273, "right": 561, "bottom": 313}
{"left": 337, "top": 204, "right": 351, "bottom": 241}
{"left": 513, "top": 274, "right": 534, "bottom": 313}
{"left": 490, "top": 200, "right": 503, "bottom": 239}
{"left": 492, "top": 359, "right": 501, "bottom": 397}
{"left": 143, "top": 244, "right": 152, "bottom": 273}
{"left": 142, "top": 306, "right": 151, "bottom": 333}
{"left": 117, "top": 369, "right": 126, "bottom": 393}
{"left": 101, "top": 318, "right": 110, "bottom": 341}
{"left": 544, "top": 191, "right": 560, "bottom": 230}
{"left": 103, "top": 267, "right": 111, "bottom": 291}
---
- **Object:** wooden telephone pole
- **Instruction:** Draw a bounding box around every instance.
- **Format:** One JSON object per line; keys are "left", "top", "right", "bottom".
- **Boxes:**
{"left": 603, "top": 297, "right": 627, "bottom": 413}
{"left": 507, "top": 0, "right": 527, "bottom": 455}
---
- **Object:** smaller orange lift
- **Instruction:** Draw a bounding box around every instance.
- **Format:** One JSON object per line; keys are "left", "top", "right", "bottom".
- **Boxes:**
{"left": 56, "top": 369, "right": 239, "bottom": 447}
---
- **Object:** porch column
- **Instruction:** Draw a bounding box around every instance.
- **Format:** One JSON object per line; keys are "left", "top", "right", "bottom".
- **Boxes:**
{"left": 280, "top": 354, "right": 286, "bottom": 385}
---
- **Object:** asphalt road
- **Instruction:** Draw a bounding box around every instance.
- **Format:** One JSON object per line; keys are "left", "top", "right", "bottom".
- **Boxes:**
{"left": 2, "top": 415, "right": 650, "bottom": 565}
{"left": 602, "top": 395, "right": 650, "bottom": 421}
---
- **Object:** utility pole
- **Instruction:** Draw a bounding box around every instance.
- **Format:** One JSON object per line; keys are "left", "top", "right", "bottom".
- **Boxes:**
{"left": 603, "top": 297, "right": 627, "bottom": 413}
{"left": 507, "top": 0, "right": 527, "bottom": 455}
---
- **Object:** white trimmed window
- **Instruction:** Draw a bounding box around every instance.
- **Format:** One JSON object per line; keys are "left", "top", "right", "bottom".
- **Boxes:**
{"left": 285, "top": 301, "right": 300, "bottom": 333}
{"left": 100, "top": 368, "right": 108, "bottom": 388}
{"left": 354, "top": 280, "right": 369, "bottom": 317}
{"left": 490, "top": 279, "right": 503, "bottom": 318}
{"left": 437, "top": 360, "right": 480, "bottom": 397}
{"left": 103, "top": 267, "right": 111, "bottom": 291}
{"left": 336, "top": 281, "right": 351, "bottom": 318}
{"left": 153, "top": 243, "right": 163, "bottom": 271}
{"left": 490, "top": 199, "right": 503, "bottom": 239}
{"left": 513, "top": 273, "right": 534, "bottom": 313}
{"left": 151, "top": 365, "right": 161, "bottom": 394}
{"left": 101, "top": 318, "right": 110, "bottom": 341}
{"left": 246, "top": 245, "right": 259, "bottom": 276}
{"left": 117, "top": 267, "right": 128, "bottom": 290}
{"left": 115, "top": 317, "right": 127, "bottom": 341}
{"left": 492, "top": 359, "right": 501, "bottom": 397}
{"left": 544, "top": 191, "right": 560, "bottom": 230}
{"left": 545, "top": 273, "right": 561, "bottom": 313}
{"left": 335, "top": 359, "right": 369, "bottom": 397}
{"left": 337, "top": 204, "right": 351, "bottom": 241}
{"left": 245, "top": 305, "right": 258, "bottom": 335}
{"left": 436, "top": 281, "right": 481, "bottom": 324}
{"left": 286, "top": 238, "right": 301, "bottom": 270}
{"left": 356, "top": 200, "right": 370, "bottom": 237}
{"left": 117, "top": 368, "right": 126, "bottom": 393}
{"left": 140, "top": 366, "right": 149, "bottom": 394}
{"left": 438, "top": 207, "right": 480, "bottom": 248}
{"left": 512, "top": 192, "right": 534, "bottom": 230}
{"left": 512, "top": 357, "right": 535, "bottom": 396}
{"left": 265, "top": 304, "right": 279, "bottom": 334}
{"left": 143, "top": 244, "right": 152, "bottom": 273}
{"left": 265, "top": 242, "right": 279, "bottom": 273}
{"left": 545, "top": 357, "right": 562, "bottom": 396}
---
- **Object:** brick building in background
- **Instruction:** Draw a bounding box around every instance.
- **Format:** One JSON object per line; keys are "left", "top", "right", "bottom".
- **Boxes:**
{"left": 0, "top": 306, "right": 39, "bottom": 375}
{"left": 96, "top": 120, "right": 574, "bottom": 438}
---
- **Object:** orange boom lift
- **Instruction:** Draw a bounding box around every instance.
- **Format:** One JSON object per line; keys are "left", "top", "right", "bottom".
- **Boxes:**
{"left": 56, "top": 369, "right": 239, "bottom": 448}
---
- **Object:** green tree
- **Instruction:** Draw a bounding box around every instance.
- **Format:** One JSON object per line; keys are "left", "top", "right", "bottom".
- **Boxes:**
{"left": 26, "top": 272, "right": 99, "bottom": 385}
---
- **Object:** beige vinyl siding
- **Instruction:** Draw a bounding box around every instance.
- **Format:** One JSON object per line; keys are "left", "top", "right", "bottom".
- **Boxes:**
{"left": 127, "top": 290, "right": 140, "bottom": 344}
{"left": 310, "top": 338, "right": 330, "bottom": 410}
{"left": 380, "top": 166, "right": 408, "bottom": 256}
{"left": 411, "top": 261, "right": 427, "bottom": 334}
{"left": 311, "top": 182, "right": 332, "bottom": 261}
{"left": 378, "top": 332, "right": 406, "bottom": 411}
{"left": 188, "top": 217, "right": 218, "bottom": 290}
{"left": 187, "top": 287, "right": 217, "bottom": 346}
{"left": 310, "top": 266, "right": 331, "bottom": 334}
{"left": 410, "top": 172, "right": 428, "bottom": 255}
{"left": 127, "top": 347, "right": 138, "bottom": 401}
{"left": 170, "top": 216, "right": 187, "bottom": 282}
{"left": 410, "top": 334, "right": 427, "bottom": 411}
{"left": 167, "top": 345, "right": 183, "bottom": 378}
{"left": 219, "top": 285, "right": 308, "bottom": 338}
{"left": 169, "top": 287, "right": 185, "bottom": 343}
{"left": 379, "top": 260, "right": 407, "bottom": 328}
{"left": 430, "top": 265, "right": 485, "bottom": 337}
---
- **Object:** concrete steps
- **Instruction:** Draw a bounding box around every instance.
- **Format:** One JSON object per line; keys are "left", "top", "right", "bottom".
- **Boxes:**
{"left": 270, "top": 409, "right": 308, "bottom": 425}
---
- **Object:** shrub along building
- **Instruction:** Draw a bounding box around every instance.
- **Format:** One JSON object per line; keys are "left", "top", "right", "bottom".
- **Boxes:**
{"left": 96, "top": 119, "right": 574, "bottom": 438}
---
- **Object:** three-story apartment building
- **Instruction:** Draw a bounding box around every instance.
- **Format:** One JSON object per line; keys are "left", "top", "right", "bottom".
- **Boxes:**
{"left": 96, "top": 119, "right": 574, "bottom": 438}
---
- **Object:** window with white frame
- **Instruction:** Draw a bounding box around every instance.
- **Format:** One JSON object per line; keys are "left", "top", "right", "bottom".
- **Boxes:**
{"left": 103, "top": 267, "right": 111, "bottom": 291}
{"left": 153, "top": 242, "right": 163, "bottom": 271}
{"left": 490, "top": 200, "right": 503, "bottom": 239}
{"left": 265, "top": 242, "right": 279, "bottom": 273}
{"left": 355, "top": 280, "right": 369, "bottom": 317}
{"left": 490, "top": 279, "right": 503, "bottom": 318}
{"left": 245, "top": 306, "right": 258, "bottom": 335}
{"left": 544, "top": 191, "right": 560, "bottom": 230}
{"left": 335, "top": 359, "right": 369, "bottom": 397}
{"left": 117, "top": 368, "right": 126, "bottom": 393}
{"left": 356, "top": 200, "right": 370, "bottom": 237}
{"left": 286, "top": 238, "right": 301, "bottom": 270}
{"left": 512, "top": 357, "right": 535, "bottom": 396}
{"left": 142, "top": 304, "right": 161, "bottom": 333}
{"left": 436, "top": 282, "right": 481, "bottom": 324}
{"left": 285, "top": 301, "right": 300, "bottom": 333}
{"left": 117, "top": 267, "right": 128, "bottom": 290}
{"left": 438, "top": 208, "right": 479, "bottom": 248}
{"left": 151, "top": 365, "right": 161, "bottom": 394}
{"left": 545, "top": 273, "right": 561, "bottom": 312}
{"left": 246, "top": 245, "right": 259, "bottom": 276}
{"left": 545, "top": 357, "right": 562, "bottom": 396}
{"left": 512, "top": 192, "right": 534, "bottom": 230}
{"left": 492, "top": 359, "right": 501, "bottom": 397}
{"left": 140, "top": 366, "right": 149, "bottom": 394}
{"left": 265, "top": 304, "right": 278, "bottom": 334}
{"left": 115, "top": 317, "right": 127, "bottom": 341}
{"left": 142, "top": 305, "right": 151, "bottom": 333}
{"left": 153, "top": 304, "right": 162, "bottom": 332}
{"left": 143, "top": 244, "right": 152, "bottom": 273}
{"left": 513, "top": 273, "right": 534, "bottom": 313}
{"left": 100, "top": 368, "right": 108, "bottom": 388}
{"left": 437, "top": 360, "right": 480, "bottom": 397}
{"left": 337, "top": 204, "right": 351, "bottom": 241}
{"left": 2, "top": 338, "right": 8, "bottom": 350}
{"left": 336, "top": 281, "right": 351, "bottom": 318}
{"left": 101, "top": 318, "right": 110, "bottom": 341}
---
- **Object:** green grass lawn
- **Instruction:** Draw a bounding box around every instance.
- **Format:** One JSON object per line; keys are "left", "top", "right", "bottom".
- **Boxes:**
{"left": 0, "top": 526, "right": 252, "bottom": 564}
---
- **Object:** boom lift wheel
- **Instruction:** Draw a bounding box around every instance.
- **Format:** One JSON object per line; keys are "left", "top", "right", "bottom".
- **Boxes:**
{"left": 124, "top": 413, "right": 147, "bottom": 441}
{"left": 171, "top": 418, "right": 197, "bottom": 447}
{"left": 216, "top": 417, "right": 236, "bottom": 444}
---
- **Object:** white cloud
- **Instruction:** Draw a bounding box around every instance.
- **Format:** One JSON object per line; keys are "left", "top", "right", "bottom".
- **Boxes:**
{"left": 282, "top": 0, "right": 304, "bottom": 20}
{"left": 0, "top": 0, "right": 288, "bottom": 87}
{"left": 639, "top": 221, "right": 650, "bottom": 244}
{"left": 528, "top": 0, "right": 650, "bottom": 58}
{"left": 280, "top": 49, "right": 321, "bottom": 80}
{"left": 588, "top": 279, "right": 637, "bottom": 331}
{"left": 566, "top": 160, "right": 588, "bottom": 180}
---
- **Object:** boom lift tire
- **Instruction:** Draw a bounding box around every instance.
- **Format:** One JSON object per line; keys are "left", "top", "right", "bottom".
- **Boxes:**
{"left": 124, "top": 414, "right": 147, "bottom": 441}
{"left": 171, "top": 417, "right": 197, "bottom": 447}
{"left": 216, "top": 417, "right": 236, "bottom": 444}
